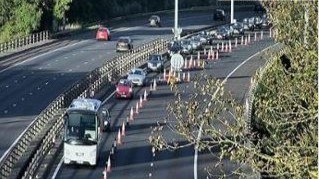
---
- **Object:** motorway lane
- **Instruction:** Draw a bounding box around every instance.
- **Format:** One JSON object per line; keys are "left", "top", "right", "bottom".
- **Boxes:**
{"left": 53, "top": 31, "right": 275, "bottom": 178}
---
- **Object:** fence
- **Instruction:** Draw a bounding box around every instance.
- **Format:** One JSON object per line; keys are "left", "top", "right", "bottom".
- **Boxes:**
{"left": 0, "top": 31, "right": 50, "bottom": 54}
{"left": 0, "top": 37, "right": 168, "bottom": 179}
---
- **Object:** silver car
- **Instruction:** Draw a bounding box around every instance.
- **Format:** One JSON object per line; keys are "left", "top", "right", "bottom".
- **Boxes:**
{"left": 116, "top": 37, "right": 133, "bottom": 52}
{"left": 127, "top": 68, "right": 147, "bottom": 86}
{"left": 147, "top": 54, "right": 164, "bottom": 72}
{"left": 149, "top": 15, "right": 161, "bottom": 27}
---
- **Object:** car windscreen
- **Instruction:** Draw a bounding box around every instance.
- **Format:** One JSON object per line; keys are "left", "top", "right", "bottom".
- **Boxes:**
{"left": 118, "top": 38, "right": 129, "bottom": 43}
{"left": 64, "top": 112, "right": 97, "bottom": 145}
{"left": 130, "top": 70, "right": 142, "bottom": 75}
{"left": 149, "top": 55, "right": 161, "bottom": 61}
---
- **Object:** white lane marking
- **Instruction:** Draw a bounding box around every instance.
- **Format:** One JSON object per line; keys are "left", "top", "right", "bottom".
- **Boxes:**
{"left": 14, "top": 80, "right": 18, "bottom": 83}
{"left": 193, "top": 43, "right": 279, "bottom": 179}
{"left": 51, "top": 157, "right": 64, "bottom": 179}
{"left": 53, "top": 77, "right": 57, "bottom": 80}
{"left": 23, "top": 75, "right": 26, "bottom": 79}
{"left": 37, "top": 87, "right": 41, "bottom": 90}
{"left": 5, "top": 85, "right": 9, "bottom": 88}
{"left": 21, "top": 97, "right": 25, "bottom": 101}
{"left": 84, "top": 61, "right": 88, "bottom": 64}
{"left": 64, "top": 57, "right": 68, "bottom": 59}
{"left": 45, "top": 82, "right": 49, "bottom": 85}
{"left": 29, "top": 92, "right": 33, "bottom": 95}
{"left": 0, "top": 40, "right": 89, "bottom": 74}
{"left": 4, "top": 110, "right": 8, "bottom": 114}
{"left": 72, "top": 53, "right": 76, "bottom": 56}
{"left": 55, "top": 59, "right": 59, "bottom": 62}
{"left": 91, "top": 58, "right": 96, "bottom": 61}
{"left": 52, "top": 90, "right": 116, "bottom": 178}
{"left": 38, "top": 67, "right": 43, "bottom": 70}
{"left": 12, "top": 104, "right": 16, "bottom": 107}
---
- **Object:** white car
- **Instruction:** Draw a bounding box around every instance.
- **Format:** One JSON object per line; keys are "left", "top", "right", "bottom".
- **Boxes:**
{"left": 127, "top": 68, "right": 147, "bottom": 86}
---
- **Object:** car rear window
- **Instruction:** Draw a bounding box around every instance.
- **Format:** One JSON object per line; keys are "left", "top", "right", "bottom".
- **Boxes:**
{"left": 98, "top": 28, "right": 107, "bottom": 32}
{"left": 118, "top": 38, "right": 129, "bottom": 43}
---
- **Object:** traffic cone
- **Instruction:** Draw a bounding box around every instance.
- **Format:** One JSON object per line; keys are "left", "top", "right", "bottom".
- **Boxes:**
{"left": 130, "top": 107, "right": 134, "bottom": 121}
{"left": 261, "top": 31, "right": 263, "bottom": 40}
{"left": 187, "top": 71, "right": 190, "bottom": 82}
{"left": 225, "top": 44, "right": 228, "bottom": 52}
{"left": 248, "top": 34, "right": 251, "bottom": 43}
{"left": 143, "top": 89, "right": 148, "bottom": 101}
{"left": 241, "top": 36, "right": 244, "bottom": 45}
{"left": 153, "top": 79, "right": 157, "bottom": 91}
{"left": 197, "top": 51, "right": 200, "bottom": 61}
{"left": 189, "top": 55, "right": 193, "bottom": 69}
{"left": 184, "top": 59, "right": 188, "bottom": 69}
{"left": 193, "top": 58, "right": 196, "bottom": 68}
{"left": 182, "top": 72, "right": 186, "bottom": 81}
{"left": 177, "top": 71, "right": 181, "bottom": 82}
{"left": 235, "top": 38, "right": 238, "bottom": 48}
{"left": 103, "top": 169, "right": 108, "bottom": 179}
{"left": 117, "top": 129, "right": 122, "bottom": 145}
{"left": 229, "top": 40, "right": 232, "bottom": 52}
{"left": 204, "top": 48, "right": 206, "bottom": 55}
{"left": 217, "top": 43, "right": 220, "bottom": 51}
{"left": 121, "top": 121, "right": 126, "bottom": 136}
{"left": 139, "top": 95, "right": 143, "bottom": 107}
{"left": 210, "top": 46, "right": 213, "bottom": 52}
{"left": 269, "top": 28, "right": 272, "bottom": 38}
{"left": 254, "top": 32, "right": 257, "bottom": 41}
{"left": 107, "top": 155, "right": 111, "bottom": 173}
{"left": 135, "top": 102, "right": 139, "bottom": 114}
{"left": 163, "top": 69, "right": 167, "bottom": 81}
{"left": 207, "top": 50, "right": 211, "bottom": 60}
{"left": 216, "top": 50, "right": 219, "bottom": 60}
{"left": 245, "top": 36, "right": 248, "bottom": 45}
{"left": 197, "top": 59, "right": 201, "bottom": 68}
{"left": 167, "top": 70, "right": 171, "bottom": 85}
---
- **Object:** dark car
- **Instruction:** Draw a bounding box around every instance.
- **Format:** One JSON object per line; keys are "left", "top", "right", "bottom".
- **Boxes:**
{"left": 149, "top": 15, "right": 161, "bottom": 27}
{"left": 180, "top": 39, "right": 193, "bottom": 55}
{"left": 116, "top": 37, "right": 133, "bottom": 52}
{"left": 261, "top": 14, "right": 271, "bottom": 28}
{"left": 243, "top": 18, "right": 255, "bottom": 31}
{"left": 253, "top": 16, "right": 263, "bottom": 29}
{"left": 147, "top": 54, "right": 164, "bottom": 72}
{"left": 215, "top": 26, "right": 232, "bottom": 40}
{"left": 213, "top": 9, "right": 226, "bottom": 21}
{"left": 168, "top": 40, "right": 182, "bottom": 56}
{"left": 231, "top": 22, "right": 245, "bottom": 35}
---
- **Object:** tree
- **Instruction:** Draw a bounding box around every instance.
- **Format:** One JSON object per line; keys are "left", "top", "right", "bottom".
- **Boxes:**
{"left": 150, "top": 1, "right": 317, "bottom": 178}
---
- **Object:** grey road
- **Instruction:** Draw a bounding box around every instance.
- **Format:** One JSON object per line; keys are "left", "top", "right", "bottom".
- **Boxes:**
{"left": 54, "top": 31, "right": 274, "bottom": 179}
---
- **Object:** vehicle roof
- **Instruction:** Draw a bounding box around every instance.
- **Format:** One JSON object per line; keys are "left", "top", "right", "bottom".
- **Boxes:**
{"left": 118, "top": 79, "right": 132, "bottom": 85}
{"left": 119, "top": 36, "right": 131, "bottom": 40}
{"left": 68, "top": 98, "right": 102, "bottom": 112}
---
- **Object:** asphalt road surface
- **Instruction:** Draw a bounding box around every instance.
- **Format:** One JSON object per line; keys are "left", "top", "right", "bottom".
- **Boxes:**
{"left": 52, "top": 30, "right": 275, "bottom": 178}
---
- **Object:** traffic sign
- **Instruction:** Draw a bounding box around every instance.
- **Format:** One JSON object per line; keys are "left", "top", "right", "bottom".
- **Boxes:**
{"left": 170, "top": 54, "right": 184, "bottom": 71}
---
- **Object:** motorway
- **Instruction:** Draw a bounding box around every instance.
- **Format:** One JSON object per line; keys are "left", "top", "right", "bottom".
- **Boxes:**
{"left": 0, "top": 9, "right": 256, "bottom": 158}
{"left": 51, "top": 31, "right": 275, "bottom": 178}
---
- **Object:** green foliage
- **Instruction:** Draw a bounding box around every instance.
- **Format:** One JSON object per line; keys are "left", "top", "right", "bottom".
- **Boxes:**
{"left": 53, "top": 0, "right": 72, "bottom": 20}
{"left": 250, "top": 1, "right": 318, "bottom": 177}
{"left": 0, "top": 0, "right": 42, "bottom": 43}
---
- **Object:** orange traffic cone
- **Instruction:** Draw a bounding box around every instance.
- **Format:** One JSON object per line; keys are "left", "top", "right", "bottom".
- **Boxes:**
{"left": 235, "top": 38, "right": 238, "bottom": 48}
{"left": 117, "top": 129, "right": 122, "bottom": 145}
{"left": 107, "top": 155, "right": 111, "bottom": 173}
{"left": 143, "top": 89, "right": 148, "bottom": 101}
{"left": 135, "top": 102, "right": 139, "bottom": 114}
{"left": 153, "top": 79, "right": 157, "bottom": 91}
{"left": 187, "top": 71, "right": 190, "bottom": 82}
{"left": 121, "top": 121, "right": 126, "bottom": 136}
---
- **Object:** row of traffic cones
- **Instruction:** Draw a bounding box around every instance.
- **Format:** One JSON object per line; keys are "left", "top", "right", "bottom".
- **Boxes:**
{"left": 163, "top": 69, "right": 191, "bottom": 84}
{"left": 103, "top": 88, "right": 151, "bottom": 179}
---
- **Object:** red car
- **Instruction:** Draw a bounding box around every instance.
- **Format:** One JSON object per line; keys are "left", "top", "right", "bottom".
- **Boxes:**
{"left": 96, "top": 27, "right": 111, "bottom": 41}
{"left": 115, "top": 79, "right": 134, "bottom": 99}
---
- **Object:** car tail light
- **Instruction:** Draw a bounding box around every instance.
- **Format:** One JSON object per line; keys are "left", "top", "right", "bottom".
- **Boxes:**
{"left": 129, "top": 88, "right": 132, "bottom": 93}
{"left": 116, "top": 87, "right": 119, "bottom": 92}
